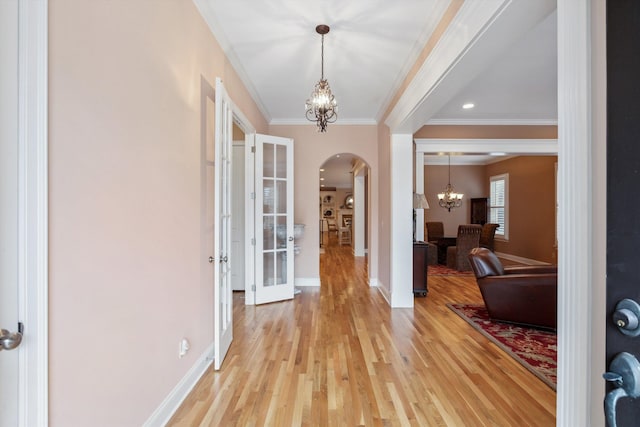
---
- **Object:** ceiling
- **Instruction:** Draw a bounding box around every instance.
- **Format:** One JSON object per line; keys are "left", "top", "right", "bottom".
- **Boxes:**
{"left": 197, "top": 0, "right": 558, "bottom": 187}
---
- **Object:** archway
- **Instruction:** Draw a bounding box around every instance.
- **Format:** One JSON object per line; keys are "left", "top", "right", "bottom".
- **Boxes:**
{"left": 318, "top": 153, "right": 370, "bottom": 266}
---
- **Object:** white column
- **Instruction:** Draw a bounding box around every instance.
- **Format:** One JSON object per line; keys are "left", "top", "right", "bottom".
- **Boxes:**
{"left": 415, "top": 151, "right": 425, "bottom": 242}
{"left": 353, "top": 175, "right": 365, "bottom": 256}
{"left": 390, "top": 134, "right": 413, "bottom": 308}
{"left": 557, "top": 0, "right": 597, "bottom": 425}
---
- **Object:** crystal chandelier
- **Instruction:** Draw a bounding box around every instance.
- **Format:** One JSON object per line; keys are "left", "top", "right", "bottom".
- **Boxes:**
{"left": 305, "top": 25, "right": 337, "bottom": 132}
{"left": 438, "top": 154, "right": 463, "bottom": 211}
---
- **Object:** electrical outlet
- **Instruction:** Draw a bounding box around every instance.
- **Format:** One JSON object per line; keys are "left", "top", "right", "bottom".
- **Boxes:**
{"left": 178, "top": 338, "right": 190, "bottom": 358}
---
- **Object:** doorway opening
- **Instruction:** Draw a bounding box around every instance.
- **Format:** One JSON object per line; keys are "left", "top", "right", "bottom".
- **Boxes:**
{"left": 231, "top": 122, "right": 246, "bottom": 292}
{"left": 319, "top": 153, "right": 370, "bottom": 279}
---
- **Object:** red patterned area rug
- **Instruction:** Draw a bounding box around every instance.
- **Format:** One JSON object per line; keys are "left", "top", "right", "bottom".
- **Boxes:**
{"left": 447, "top": 303, "right": 557, "bottom": 390}
{"left": 427, "top": 264, "right": 473, "bottom": 276}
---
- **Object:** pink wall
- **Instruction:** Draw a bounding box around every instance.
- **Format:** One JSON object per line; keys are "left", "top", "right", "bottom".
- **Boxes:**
{"left": 268, "top": 125, "right": 379, "bottom": 282}
{"left": 49, "top": 1, "right": 266, "bottom": 425}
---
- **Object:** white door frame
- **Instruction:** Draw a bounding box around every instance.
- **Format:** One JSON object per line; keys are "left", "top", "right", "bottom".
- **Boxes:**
{"left": 16, "top": 0, "right": 48, "bottom": 425}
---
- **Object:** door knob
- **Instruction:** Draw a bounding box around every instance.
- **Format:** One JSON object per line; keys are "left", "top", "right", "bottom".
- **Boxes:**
{"left": 219, "top": 255, "right": 228, "bottom": 263}
{"left": 208, "top": 256, "right": 215, "bottom": 263}
{"left": 288, "top": 236, "right": 294, "bottom": 241}
{"left": 613, "top": 299, "right": 640, "bottom": 336}
{"left": 0, "top": 323, "right": 23, "bottom": 351}
{"left": 603, "top": 352, "right": 640, "bottom": 427}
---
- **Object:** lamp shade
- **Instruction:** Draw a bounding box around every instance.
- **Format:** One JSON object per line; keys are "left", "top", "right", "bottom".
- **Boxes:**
{"left": 413, "top": 193, "right": 430, "bottom": 209}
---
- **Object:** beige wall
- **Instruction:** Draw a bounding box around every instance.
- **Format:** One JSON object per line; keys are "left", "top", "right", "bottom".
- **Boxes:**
{"left": 485, "top": 156, "right": 557, "bottom": 263}
{"left": 424, "top": 164, "right": 486, "bottom": 237}
{"left": 268, "top": 125, "right": 379, "bottom": 282}
{"left": 49, "top": 0, "right": 266, "bottom": 425}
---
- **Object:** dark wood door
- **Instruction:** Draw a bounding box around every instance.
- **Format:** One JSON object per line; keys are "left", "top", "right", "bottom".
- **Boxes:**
{"left": 470, "top": 198, "right": 488, "bottom": 225}
{"left": 606, "top": 2, "right": 640, "bottom": 425}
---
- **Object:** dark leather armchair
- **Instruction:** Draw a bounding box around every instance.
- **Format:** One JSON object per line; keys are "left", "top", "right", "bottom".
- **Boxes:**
{"left": 468, "top": 247, "right": 557, "bottom": 330}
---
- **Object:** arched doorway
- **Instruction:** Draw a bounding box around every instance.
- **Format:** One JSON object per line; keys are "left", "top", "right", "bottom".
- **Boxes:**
{"left": 318, "top": 153, "right": 370, "bottom": 268}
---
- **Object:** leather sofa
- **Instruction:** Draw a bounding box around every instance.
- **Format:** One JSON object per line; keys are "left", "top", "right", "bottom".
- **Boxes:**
{"left": 468, "top": 247, "right": 557, "bottom": 330}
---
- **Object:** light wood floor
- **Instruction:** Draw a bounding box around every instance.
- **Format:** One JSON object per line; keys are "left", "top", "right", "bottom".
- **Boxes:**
{"left": 168, "top": 235, "right": 556, "bottom": 426}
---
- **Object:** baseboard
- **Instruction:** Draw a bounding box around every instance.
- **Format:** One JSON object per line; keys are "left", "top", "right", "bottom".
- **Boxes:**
{"left": 494, "top": 252, "right": 551, "bottom": 266}
{"left": 295, "top": 277, "right": 321, "bottom": 287}
{"left": 368, "top": 278, "right": 379, "bottom": 287}
{"left": 376, "top": 281, "right": 391, "bottom": 305}
{"left": 143, "top": 343, "right": 214, "bottom": 427}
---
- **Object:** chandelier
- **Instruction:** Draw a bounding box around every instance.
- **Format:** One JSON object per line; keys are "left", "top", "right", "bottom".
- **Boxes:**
{"left": 305, "top": 25, "right": 337, "bottom": 132}
{"left": 438, "top": 154, "right": 463, "bottom": 211}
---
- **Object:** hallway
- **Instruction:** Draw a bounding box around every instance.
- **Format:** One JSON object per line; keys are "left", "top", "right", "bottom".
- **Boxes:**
{"left": 168, "top": 238, "right": 555, "bottom": 426}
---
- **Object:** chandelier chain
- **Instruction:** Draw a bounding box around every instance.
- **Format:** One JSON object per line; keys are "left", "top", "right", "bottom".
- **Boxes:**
{"left": 321, "top": 34, "right": 324, "bottom": 80}
{"left": 304, "top": 24, "right": 337, "bottom": 132}
{"left": 438, "top": 153, "right": 464, "bottom": 212}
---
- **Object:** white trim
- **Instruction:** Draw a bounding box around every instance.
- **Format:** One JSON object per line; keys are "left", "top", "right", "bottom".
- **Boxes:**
{"left": 414, "top": 154, "right": 425, "bottom": 242}
{"left": 385, "top": 0, "right": 509, "bottom": 131}
{"left": 423, "top": 154, "right": 518, "bottom": 166}
{"left": 489, "top": 173, "right": 509, "bottom": 241}
{"left": 244, "top": 133, "right": 256, "bottom": 305}
{"left": 385, "top": 0, "right": 556, "bottom": 133}
{"left": 415, "top": 138, "right": 558, "bottom": 154}
{"left": 294, "top": 277, "right": 321, "bottom": 287}
{"left": 494, "top": 252, "right": 550, "bottom": 266}
{"left": 368, "top": 277, "right": 378, "bottom": 287}
{"left": 191, "top": 0, "right": 271, "bottom": 123}
{"left": 17, "top": 0, "right": 48, "bottom": 425}
{"left": 143, "top": 343, "right": 214, "bottom": 427}
{"left": 424, "top": 118, "right": 558, "bottom": 126}
{"left": 375, "top": 281, "right": 390, "bottom": 305}
{"left": 557, "top": 0, "right": 594, "bottom": 425}
{"left": 390, "top": 134, "right": 414, "bottom": 308}
{"left": 374, "top": 0, "right": 451, "bottom": 122}
{"left": 269, "top": 118, "right": 378, "bottom": 126}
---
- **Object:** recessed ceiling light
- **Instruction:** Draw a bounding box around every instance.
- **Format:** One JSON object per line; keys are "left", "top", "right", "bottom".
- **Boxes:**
{"left": 336, "top": 154, "right": 340, "bottom": 158}
{"left": 320, "top": 177, "right": 325, "bottom": 181}
{"left": 462, "top": 103, "right": 475, "bottom": 109}
{"left": 489, "top": 152, "right": 507, "bottom": 156}
{"left": 321, "top": 184, "right": 325, "bottom": 187}
{"left": 320, "top": 168, "right": 325, "bottom": 172}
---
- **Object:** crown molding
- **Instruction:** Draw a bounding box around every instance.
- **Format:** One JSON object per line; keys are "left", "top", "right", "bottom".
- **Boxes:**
{"left": 375, "top": 0, "right": 451, "bottom": 123}
{"left": 269, "top": 118, "right": 378, "bottom": 127}
{"left": 384, "top": 0, "right": 510, "bottom": 132}
{"left": 192, "top": 0, "right": 272, "bottom": 123}
{"left": 385, "top": 0, "right": 556, "bottom": 133}
{"left": 414, "top": 138, "right": 558, "bottom": 154}
{"left": 424, "top": 118, "right": 558, "bottom": 126}
{"left": 423, "top": 154, "right": 518, "bottom": 166}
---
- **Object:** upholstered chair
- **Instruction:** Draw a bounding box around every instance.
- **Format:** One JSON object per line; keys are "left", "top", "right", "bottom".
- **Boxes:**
{"left": 468, "top": 247, "right": 557, "bottom": 330}
{"left": 446, "top": 224, "right": 482, "bottom": 271}
{"left": 479, "top": 223, "right": 500, "bottom": 251}
{"left": 426, "top": 221, "right": 444, "bottom": 244}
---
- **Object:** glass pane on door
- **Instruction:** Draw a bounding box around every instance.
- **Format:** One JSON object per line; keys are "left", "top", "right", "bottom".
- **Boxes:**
{"left": 254, "top": 133, "right": 294, "bottom": 305}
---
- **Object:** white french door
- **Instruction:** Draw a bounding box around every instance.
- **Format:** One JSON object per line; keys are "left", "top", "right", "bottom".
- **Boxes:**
{"left": 254, "top": 134, "right": 295, "bottom": 305}
{"left": 1, "top": 1, "right": 21, "bottom": 423}
{"left": 213, "top": 78, "right": 233, "bottom": 370}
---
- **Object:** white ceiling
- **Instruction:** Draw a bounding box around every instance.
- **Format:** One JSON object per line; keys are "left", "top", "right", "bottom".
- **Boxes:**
{"left": 197, "top": 0, "right": 558, "bottom": 187}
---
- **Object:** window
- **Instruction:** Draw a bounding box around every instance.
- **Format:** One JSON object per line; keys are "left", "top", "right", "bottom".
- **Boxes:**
{"left": 489, "top": 174, "right": 508, "bottom": 240}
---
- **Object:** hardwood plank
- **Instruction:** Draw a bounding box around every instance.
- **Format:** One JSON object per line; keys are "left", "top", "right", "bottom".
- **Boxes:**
{"left": 168, "top": 237, "right": 556, "bottom": 426}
